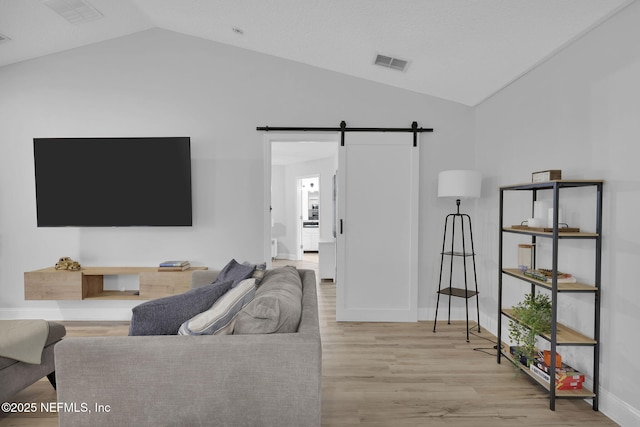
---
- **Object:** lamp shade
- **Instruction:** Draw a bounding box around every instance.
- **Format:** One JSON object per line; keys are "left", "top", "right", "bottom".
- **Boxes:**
{"left": 437, "top": 170, "right": 481, "bottom": 199}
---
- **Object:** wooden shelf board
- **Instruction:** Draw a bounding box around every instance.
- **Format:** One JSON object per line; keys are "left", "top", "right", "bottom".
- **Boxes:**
{"left": 503, "top": 268, "right": 598, "bottom": 292}
{"left": 503, "top": 227, "right": 598, "bottom": 238}
{"left": 442, "top": 251, "right": 474, "bottom": 257}
{"left": 438, "top": 287, "right": 478, "bottom": 298}
{"left": 84, "top": 290, "right": 143, "bottom": 300}
{"left": 500, "top": 346, "right": 595, "bottom": 399}
{"left": 500, "top": 180, "right": 604, "bottom": 191}
{"left": 32, "top": 266, "right": 207, "bottom": 275}
{"left": 501, "top": 308, "right": 597, "bottom": 345}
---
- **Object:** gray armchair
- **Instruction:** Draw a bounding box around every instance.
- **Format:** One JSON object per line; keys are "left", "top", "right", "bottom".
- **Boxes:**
{"left": 0, "top": 321, "right": 66, "bottom": 402}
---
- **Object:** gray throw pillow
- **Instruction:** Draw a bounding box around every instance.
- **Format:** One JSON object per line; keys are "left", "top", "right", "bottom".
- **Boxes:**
{"left": 129, "top": 280, "right": 233, "bottom": 336}
{"left": 233, "top": 266, "right": 302, "bottom": 334}
{"left": 215, "top": 259, "right": 256, "bottom": 288}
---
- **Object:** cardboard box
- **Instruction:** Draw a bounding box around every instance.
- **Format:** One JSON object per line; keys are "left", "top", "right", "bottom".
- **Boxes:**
{"left": 532, "top": 170, "right": 562, "bottom": 182}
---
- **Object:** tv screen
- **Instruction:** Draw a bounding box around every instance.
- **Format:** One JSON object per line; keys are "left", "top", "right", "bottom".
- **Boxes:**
{"left": 33, "top": 137, "right": 192, "bottom": 227}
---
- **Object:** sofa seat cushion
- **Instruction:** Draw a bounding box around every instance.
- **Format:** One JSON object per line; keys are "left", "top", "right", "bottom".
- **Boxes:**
{"left": 129, "top": 280, "right": 233, "bottom": 336}
{"left": 233, "top": 266, "right": 303, "bottom": 334}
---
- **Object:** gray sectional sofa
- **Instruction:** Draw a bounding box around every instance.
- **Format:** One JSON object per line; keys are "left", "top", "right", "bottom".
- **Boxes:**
{"left": 54, "top": 268, "right": 322, "bottom": 427}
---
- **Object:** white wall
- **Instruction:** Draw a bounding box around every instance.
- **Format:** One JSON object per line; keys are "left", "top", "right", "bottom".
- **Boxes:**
{"left": 0, "top": 28, "right": 473, "bottom": 320}
{"left": 474, "top": 2, "right": 640, "bottom": 424}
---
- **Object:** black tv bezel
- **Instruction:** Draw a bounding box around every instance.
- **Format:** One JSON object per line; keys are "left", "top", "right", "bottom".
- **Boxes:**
{"left": 33, "top": 136, "right": 193, "bottom": 227}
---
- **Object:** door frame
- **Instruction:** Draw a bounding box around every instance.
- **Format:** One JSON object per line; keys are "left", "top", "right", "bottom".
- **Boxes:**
{"left": 263, "top": 133, "right": 340, "bottom": 267}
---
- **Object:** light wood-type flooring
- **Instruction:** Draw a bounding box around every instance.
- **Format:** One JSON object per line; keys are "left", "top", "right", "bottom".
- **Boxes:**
{"left": 1, "top": 254, "right": 617, "bottom": 426}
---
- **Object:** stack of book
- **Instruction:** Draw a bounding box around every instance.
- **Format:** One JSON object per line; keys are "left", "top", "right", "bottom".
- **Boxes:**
{"left": 529, "top": 357, "right": 585, "bottom": 390}
{"left": 158, "top": 260, "right": 190, "bottom": 271}
{"left": 524, "top": 268, "right": 577, "bottom": 283}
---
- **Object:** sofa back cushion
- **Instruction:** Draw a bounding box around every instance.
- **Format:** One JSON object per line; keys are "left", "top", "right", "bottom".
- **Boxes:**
{"left": 129, "top": 280, "right": 232, "bottom": 336}
{"left": 233, "top": 266, "right": 302, "bottom": 334}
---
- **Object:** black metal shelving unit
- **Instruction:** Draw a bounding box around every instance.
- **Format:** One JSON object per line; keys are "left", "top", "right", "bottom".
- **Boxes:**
{"left": 497, "top": 180, "right": 603, "bottom": 411}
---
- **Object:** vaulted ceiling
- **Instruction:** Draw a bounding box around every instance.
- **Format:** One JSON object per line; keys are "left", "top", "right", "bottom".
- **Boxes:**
{"left": 0, "top": 0, "right": 634, "bottom": 106}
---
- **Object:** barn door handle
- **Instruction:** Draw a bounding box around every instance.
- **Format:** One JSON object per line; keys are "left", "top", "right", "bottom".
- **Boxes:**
{"left": 340, "top": 219, "right": 343, "bottom": 234}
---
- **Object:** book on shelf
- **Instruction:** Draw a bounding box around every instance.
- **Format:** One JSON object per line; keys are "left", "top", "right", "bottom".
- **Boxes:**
{"left": 529, "top": 363, "right": 583, "bottom": 390}
{"left": 158, "top": 265, "right": 190, "bottom": 271}
{"left": 159, "top": 260, "right": 189, "bottom": 267}
{"left": 532, "top": 357, "right": 585, "bottom": 383}
{"left": 523, "top": 269, "right": 577, "bottom": 283}
{"left": 158, "top": 260, "right": 190, "bottom": 271}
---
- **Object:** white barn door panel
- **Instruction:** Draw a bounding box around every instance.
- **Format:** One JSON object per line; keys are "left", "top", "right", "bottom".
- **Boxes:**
{"left": 336, "top": 132, "right": 419, "bottom": 322}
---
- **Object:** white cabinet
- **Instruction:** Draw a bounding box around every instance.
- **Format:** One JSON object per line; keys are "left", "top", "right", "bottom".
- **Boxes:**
{"left": 302, "top": 227, "right": 319, "bottom": 251}
{"left": 319, "top": 240, "right": 336, "bottom": 280}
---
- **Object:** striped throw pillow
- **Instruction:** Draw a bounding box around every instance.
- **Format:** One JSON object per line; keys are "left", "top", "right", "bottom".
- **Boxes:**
{"left": 178, "top": 278, "right": 256, "bottom": 335}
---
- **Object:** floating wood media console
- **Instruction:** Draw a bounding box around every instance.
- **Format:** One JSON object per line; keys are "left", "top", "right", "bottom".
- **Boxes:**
{"left": 24, "top": 266, "right": 207, "bottom": 301}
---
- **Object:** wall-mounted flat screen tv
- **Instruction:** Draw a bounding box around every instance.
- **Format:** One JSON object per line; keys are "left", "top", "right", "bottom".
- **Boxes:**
{"left": 33, "top": 137, "right": 192, "bottom": 227}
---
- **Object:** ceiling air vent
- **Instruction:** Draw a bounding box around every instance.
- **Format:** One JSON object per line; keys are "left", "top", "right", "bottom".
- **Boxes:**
{"left": 43, "top": 0, "right": 103, "bottom": 24}
{"left": 374, "top": 54, "right": 409, "bottom": 72}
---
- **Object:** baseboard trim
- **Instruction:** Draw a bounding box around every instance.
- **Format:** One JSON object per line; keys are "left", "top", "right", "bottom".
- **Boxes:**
{"left": 274, "top": 253, "right": 299, "bottom": 261}
{"left": 597, "top": 387, "right": 640, "bottom": 426}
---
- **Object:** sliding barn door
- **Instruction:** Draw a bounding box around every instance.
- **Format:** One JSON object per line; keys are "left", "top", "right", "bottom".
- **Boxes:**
{"left": 336, "top": 132, "right": 419, "bottom": 321}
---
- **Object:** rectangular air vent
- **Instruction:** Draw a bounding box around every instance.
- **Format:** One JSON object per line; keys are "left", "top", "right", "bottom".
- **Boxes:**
{"left": 374, "top": 54, "right": 409, "bottom": 72}
{"left": 43, "top": 0, "right": 103, "bottom": 24}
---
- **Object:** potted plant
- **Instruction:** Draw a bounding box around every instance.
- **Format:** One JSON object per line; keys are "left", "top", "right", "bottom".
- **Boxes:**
{"left": 508, "top": 292, "right": 552, "bottom": 368}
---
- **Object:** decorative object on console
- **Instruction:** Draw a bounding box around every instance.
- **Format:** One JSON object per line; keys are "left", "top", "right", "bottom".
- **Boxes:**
{"left": 532, "top": 169, "right": 562, "bottom": 182}
{"left": 433, "top": 170, "right": 482, "bottom": 342}
{"left": 54, "top": 257, "right": 81, "bottom": 271}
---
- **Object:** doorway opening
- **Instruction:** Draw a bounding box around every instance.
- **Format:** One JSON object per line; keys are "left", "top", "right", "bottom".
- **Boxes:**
{"left": 264, "top": 134, "right": 338, "bottom": 271}
{"left": 298, "top": 176, "right": 320, "bottom": 260}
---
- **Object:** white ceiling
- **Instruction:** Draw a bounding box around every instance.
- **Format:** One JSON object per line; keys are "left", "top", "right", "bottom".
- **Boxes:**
{"left": 0, "top": 0, "right": 635, "bottom": 107}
